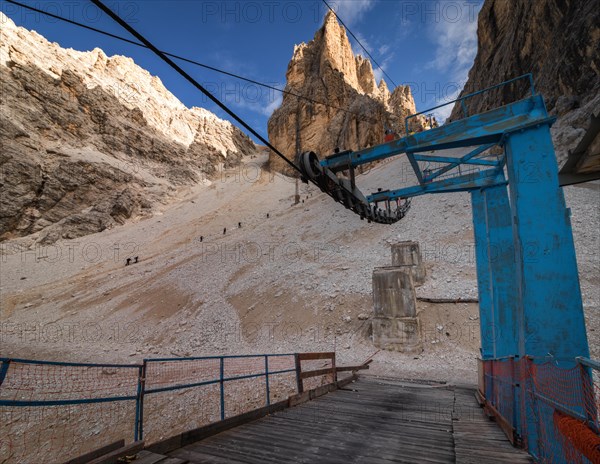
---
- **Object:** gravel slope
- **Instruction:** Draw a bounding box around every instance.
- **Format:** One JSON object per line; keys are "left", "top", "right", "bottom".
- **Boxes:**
{"left": 1, "top": 151, "right": 598, "bottom": 383}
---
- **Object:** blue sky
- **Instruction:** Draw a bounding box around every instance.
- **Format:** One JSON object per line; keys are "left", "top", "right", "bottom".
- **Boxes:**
{"left": 2, "top": 0, "right": 483, "bottom": 141}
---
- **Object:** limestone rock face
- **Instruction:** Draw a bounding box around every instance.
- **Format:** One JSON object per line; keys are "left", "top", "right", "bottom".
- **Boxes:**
{"left": 0, "top": 12, "right": 255, "bottom": 243}
{"left": 268, "top": 11, "right": 429, "bottom": 175}
{"left": 449, "top": 0, "right": 600, "bottom": 163}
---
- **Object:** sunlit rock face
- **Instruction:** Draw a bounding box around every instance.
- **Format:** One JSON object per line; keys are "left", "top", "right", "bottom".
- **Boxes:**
{"left": 0, "top": 12, "right": 255, "bottom": 243}
{"left": 448, "top": 0, "right": 600, "bottom": 163}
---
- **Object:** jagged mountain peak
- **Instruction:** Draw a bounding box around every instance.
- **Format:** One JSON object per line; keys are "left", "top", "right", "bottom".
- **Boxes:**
{"left": 268, "top": 11, "right": 427, "bottom": 174}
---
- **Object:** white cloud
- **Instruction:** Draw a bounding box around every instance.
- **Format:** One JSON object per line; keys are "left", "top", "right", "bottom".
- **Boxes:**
{"left": 373, "top": 68, "right": 383, "bottom": 84}
{"left": 350, "top": 31, "right": 395, "bottom": 87}
{"left": 431, "top": 86, "right": 462, "bottom": 122}
{"left": 261, "top": 92, "right": 283, "bottom": 116}
{"left": 350, "top": 30, "right": 371, "bottom": 55}
{"left": 378, "top": 44, "right": 390, "bottom": 56}
{"left": 327, "top": 0, "right": 376, "bottom": 25}
{"left": 426, "top": 1, "right": 483, "bottom": 122}
{"left": 373, "top": 54, "right": 394, "bottom": 86}
{"left": 211, "top": 77, "right": 284, "bottom": 118}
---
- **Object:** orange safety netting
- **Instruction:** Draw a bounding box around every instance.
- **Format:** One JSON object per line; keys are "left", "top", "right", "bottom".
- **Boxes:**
{"left": 483, "top": 357, "right": 600, "bottom": 463}
{"left": 554, "top": 410, "right": 600, "bottom": 464}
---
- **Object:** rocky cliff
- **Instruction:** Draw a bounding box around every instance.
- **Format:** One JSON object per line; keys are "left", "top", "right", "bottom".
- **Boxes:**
{"left": 449, "top": 0, "right": 600, "bottom": 162}
{"left": 268, "top": 11, "right": 429, "bottom": 175}
{"left": 0, "top": 12, "right": 255, "bottom": 244}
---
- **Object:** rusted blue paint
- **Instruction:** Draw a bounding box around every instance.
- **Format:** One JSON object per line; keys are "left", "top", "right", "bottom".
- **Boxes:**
{"left": 320, "top": 95, "right": 549, "bottom": 171}
{"left": 368, "top": 168, "right": 506, "bottom": 201}
{"left": 265, "top": 355, "right": 270, "bottom": 406}
{"left": 404, "top": 73, "right": 535, "bottom": 133}
{"left": 504, "top": 124, "right": 589, "bottom": 362}
{"left": 471, "top": 189, "right": 495, "bottom": 360}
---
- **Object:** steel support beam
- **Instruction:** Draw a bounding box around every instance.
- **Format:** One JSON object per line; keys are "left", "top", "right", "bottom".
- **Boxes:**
{"left": 320, "top": 96, "right": 549, "bottom": 171}
{"left": 472, "top": 182, "right": 523, "bottom": 440}
{"left": 504, "top": 123, "right": 590, "bottom": 460}
{"left": 471, "top": 182, "right": 520, "bottom": 356}
{"left": 504, "top": 124, "right": 589, "bottom": 362}
{"left": 413, "top": 153, "right": 497, "bottom": 167}
{"left": 368, "top": 168, "right": 506, "bottom": 201}
{"left": 471, "top": 189, "right": 494, "bottom": 359}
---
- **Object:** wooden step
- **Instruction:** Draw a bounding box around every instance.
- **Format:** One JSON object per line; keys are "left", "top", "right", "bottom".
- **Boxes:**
{"left": 86, "top": 441, "right": 145, "bottom": 464}
{"left": 132, "top": 450, "right": 188, "bottom": 464}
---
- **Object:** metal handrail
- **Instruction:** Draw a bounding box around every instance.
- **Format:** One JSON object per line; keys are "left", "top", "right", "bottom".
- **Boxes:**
{"left": 576, "top": 356, "right": 600, "bottom": 370}
{"left": 0, "top": 352, "right": 327, "bottom": 446}
{"left": 0, "top": 356, "right": 141, "bottom": 368}
{"left": 145, "top": 353, "right": 295, "bottom": 362}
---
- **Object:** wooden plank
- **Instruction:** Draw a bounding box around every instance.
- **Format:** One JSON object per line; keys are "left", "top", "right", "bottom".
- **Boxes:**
{"left": 150, "top": 375, "right": 352, "bottom": 456}
{"left": 170, "top": 448, "right": 248, "bottom": 464}
{"left": 294, "top": 353, "right": 302, "bottom": 393}
{"left": 474, "top": 389, "right": 485, "bottom": 406}
{"left": 309, "top": 381, "right": 337, "bottom": 399}
{"left": 157, "top": 458, "right": 188, "bottom": 464}
{"left": 265, "top": 414, "right": 454, "bottom": 443}
{"left": 156, "top": 376, "right": 532, "bottom": 463}
{"left": 63, "top": 440, "right": 125, "bottom": 464}
{"left": 173, "top": 378, "right": 455, "bottom": 464}
{"left": 288, "top": 390, "right": 310, "bottom": 407}
{"left": 234, "top": 421, "right": 455, "bottom": 459}
{"left": 86, "top": 441, "right": 144, "bottom": 464}
{"left": 300, "top": 367, "right": 334, "bottom": 379}
{"left": 331, "top": 350, "right": 337, "bottom": 382}
{"left": 184, "top": 424, "right": 454, "bottom": 464}
{"left": 131, "top": 450, "right": 168, "bottom": 464}
{"left": 147, "top": 400, "right": 289, "bottom": 455}
{"left": 297, "top": 352, "right": 335, "bottom": 361}
{"left": 145, "top": 435, "right": 181, "bottom": 457}
{"left": 336, "top": 363, "right": 370, "bottom": 372}
{"left": 337, "top": 373, "right": 357, "bottom": 388}
{"left": 452, "top": 386, "right": 532, "bottom": 463}
{"left": 183, "top": 423, "right": 454, "bottom": 464}
{"left": 258, "top": 414, "right": 454, "bottom": 444}
{"left": 482, "top": 400, "right": 517, "bottom": 445}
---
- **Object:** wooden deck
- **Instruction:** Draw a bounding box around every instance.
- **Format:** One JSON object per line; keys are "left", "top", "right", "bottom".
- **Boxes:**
{"left": 137, "top": 376, "right": 532, "bottom": 463}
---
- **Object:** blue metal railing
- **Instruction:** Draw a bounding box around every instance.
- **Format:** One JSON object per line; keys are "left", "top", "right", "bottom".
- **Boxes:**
{"left": 577, "top": 356, "right": 600, "bottom": 371}
{"left": 0, "top": 352, "right": 302, "bottom": 462}
{"left": 141, "top": 354, "right": 296, "bottom": 427}
{"left": 405, "top": 73, "right": 536, "bottom": 133}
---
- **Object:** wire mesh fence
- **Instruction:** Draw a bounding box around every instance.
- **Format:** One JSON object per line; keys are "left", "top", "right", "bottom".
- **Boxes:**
{"left": 143, "top": 383, "right": 221, "bottom": 444}
{"left": 483, "top": 357, "right": 515, "bottom": 428}
{"left": 480, "top": 356, "right": 600, "bottom": 464}
{"left": 299, "top": 355, "right": 335, "bottom": 391}
{"left": 0, "top": 358, "right": 139, "bottom": 464}
{"left": 265, "top": 354, "right": 297, "bottom": 404}
{"left": 0, "top": 353, "right": 332, "bottom": 464}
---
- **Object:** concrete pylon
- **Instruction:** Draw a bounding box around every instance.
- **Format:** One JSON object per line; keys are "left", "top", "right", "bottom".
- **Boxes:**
{"left": 391, "top": 241, "right": 426, "bottom": 286}
{"left": 372, "top": 267, "right": 417, "bottom": 318}
{"left": 371, "top": 267, "right": 422, "bottom": 353}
